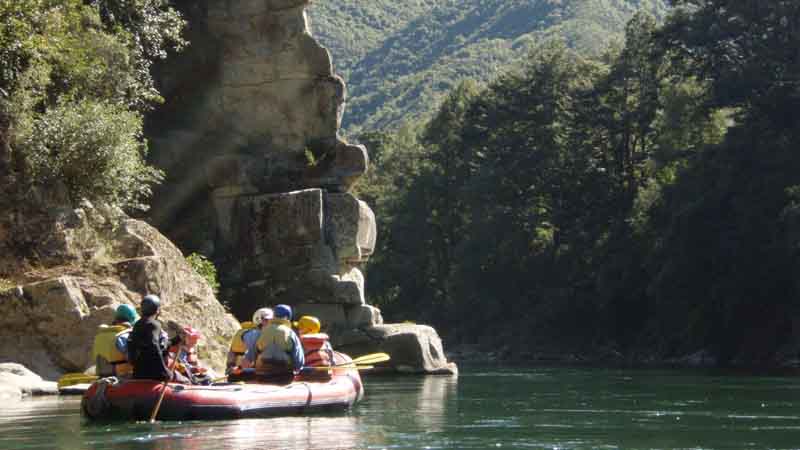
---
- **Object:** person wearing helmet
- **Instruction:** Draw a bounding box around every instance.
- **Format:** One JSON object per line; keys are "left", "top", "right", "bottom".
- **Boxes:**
{"left": 254, "top": 304, "right": 304, "bottom": 381}
{"left": 91, "top": 304, "right": 139, "bottom": 377}
{"left": 296, "top": 315, "right": 335, "bottom": 369}
{"left": 126, "top": 294, "right": 184, "bottom": 382}
{"left": 170, "top": 326, "right": 212, "bottom": 384}
{"left": 226, "top": 307, "right": 273, "bottom": 373}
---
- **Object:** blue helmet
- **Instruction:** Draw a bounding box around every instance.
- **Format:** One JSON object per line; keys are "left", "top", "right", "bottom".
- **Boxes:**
{"left": 114, "top": 304, "right": 139, "bottom": 324}
{"left": 274, "top": 304, "right": 292, "bottom": 320}
{"left": 141, "top": 294, "right": 161, "bottom": 317}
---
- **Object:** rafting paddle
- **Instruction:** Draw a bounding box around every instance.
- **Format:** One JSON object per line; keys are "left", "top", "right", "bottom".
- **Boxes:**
{"left": 350, "top": 352, "right": 391, "bottom": 365}
{"left": 57, "top": 373, "right": 98, "bottom": 389}
{"left": 303, "top": 364, "right": 374, "bottom": 371}
{"left": 149, "top": 345, "right": 182, "bottom": 423}
{"left": 301, "top": 352, "right": 391, "bottom": 372}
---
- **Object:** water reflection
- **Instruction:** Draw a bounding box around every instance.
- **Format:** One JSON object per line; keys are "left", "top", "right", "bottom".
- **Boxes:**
{"left": 85, "top": 416, "right": 366, "bottom": 450}
{"left": 10, "top": 369, "right": 800, "bottom": 450}
{"left": 0, "top": 375, "right": 459, "bottom": 450}
{"left": 0, "top": 397, "right": 86, "bottom": 450}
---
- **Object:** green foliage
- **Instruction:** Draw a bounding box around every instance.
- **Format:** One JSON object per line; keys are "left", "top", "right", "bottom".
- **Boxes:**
{"left": 361, "top": 1, "right": 800, "bottom": 363}
{"left": 310, "top": 0, "right": 669, "bottom": 135}
{"left": 19, "top": 100, "right": 162, "bottom": 210}
{"left": 0, "top": 0, "right": 183, "bottom": 210}
{"left": 186, "top": 253, "right": 220, "bottom": 295}
{"left": 0, "top": 278, "right": 13, "bottom": 292}
{"left": 304, "top": 148, "right": 318, "bottom": 167}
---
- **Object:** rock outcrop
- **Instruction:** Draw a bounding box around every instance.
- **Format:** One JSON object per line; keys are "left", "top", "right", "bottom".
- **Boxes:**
{"left": 0, "top": 363, "right": 58, "bottom": 400}
{"left": 148, "top": 0, "right": 455, "bottom": 374}
{"left": 0, "top": 201, "right": 239, "bottom": 378}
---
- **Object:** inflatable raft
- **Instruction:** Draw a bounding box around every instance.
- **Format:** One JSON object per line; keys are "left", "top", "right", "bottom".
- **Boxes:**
{"left": 81, "top": 358, "right": 363, "bottom": 421}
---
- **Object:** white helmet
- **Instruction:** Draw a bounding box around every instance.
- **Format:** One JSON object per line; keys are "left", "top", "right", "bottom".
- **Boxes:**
{"left": 252, "top": 307, "right": 274, "bottom": 324}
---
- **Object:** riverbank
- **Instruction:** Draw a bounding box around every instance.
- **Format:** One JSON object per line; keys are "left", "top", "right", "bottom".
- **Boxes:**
{"left": 445, "top": 342, "right": 800, "bottom": 371}
{"left": 0, "top": 363, "right": 58, "bottom": 401}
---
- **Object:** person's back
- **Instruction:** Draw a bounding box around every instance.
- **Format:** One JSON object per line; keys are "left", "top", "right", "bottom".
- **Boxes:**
{"left": 255, "top": 305, "right": 303, "bottom": 378}
{"left": 227, "top": 307, "right": 273, "bottom": 372}
{"left": 128, "top": 316, "right": 171, "bottom": 380}
{"left": 92, "top": 304, "right": 138, "bottom": 378}
{"left": 127, "top": 295, "right": 172, "bottom": 381}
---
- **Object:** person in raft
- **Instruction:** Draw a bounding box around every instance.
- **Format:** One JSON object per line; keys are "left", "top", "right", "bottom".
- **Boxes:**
{"left": 252, "top": 304, "right": 304, "bottom": 381}
{"left": 127, "top": 294, "right": 190, "bottom": 383}
{"left": 295, "top": 315, "right": 335, "bottom": 368}
{"left": 91, "top": 304, "right": 139, "bottom": 378}
{"left": 226, "top": 307, "right": 273, "bottom": 373}
{"left": 170, "top": 326, "right": 212, "bottom": 385}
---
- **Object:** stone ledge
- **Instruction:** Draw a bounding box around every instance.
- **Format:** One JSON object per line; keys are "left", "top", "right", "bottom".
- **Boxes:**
{"left": 333, "top": 324, "right": 458, "bottom": 375}
{"left": 0, "top": 363, "right": 58, "bottom": 399}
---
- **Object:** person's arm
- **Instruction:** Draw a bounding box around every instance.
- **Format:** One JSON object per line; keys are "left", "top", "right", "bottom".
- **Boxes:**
{"left": 150, "top": 321, "right": 172, "bottom": 376}
{"left": 289, "top": 332, "right": 305, "bottom": 370}
{"left": 115, "top": 333, "right": 129, "bottom": 357}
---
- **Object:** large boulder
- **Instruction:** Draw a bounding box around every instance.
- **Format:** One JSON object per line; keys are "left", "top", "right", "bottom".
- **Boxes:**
{"left": 334, "top": 324, "right": 458, "bottom": 375}
{"left": 0, "top": 363, "right": 58, "bottom": 399}
{"left": 222, "top": 189, "right": 375, "bottom": 317}
{"left": 0, "top": 202, "right": 239, "bottom": 376}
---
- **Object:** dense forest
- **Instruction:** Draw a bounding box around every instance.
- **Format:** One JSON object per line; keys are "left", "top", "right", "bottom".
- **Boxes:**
{"left": 309, "top": 0, "right": 669, "bottom": 135}
{"left": 355, "top": 0, "right": 800, "bottom": 365}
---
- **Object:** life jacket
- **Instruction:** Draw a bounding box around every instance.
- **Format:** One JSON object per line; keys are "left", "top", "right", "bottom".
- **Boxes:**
{"left": 169, "top": 346, "right": 205, "bottom": 379}
{"left": 228, "top": 321, "right": 257, "bottom": 367}
{"left": 92, "top": 324, "right": 132, "bottom": 377}
{"left": 301, "top": 333, "right": 333, "bottom": 367}
{"left": 256, "top": 319, "right": 295, "bottom": 369}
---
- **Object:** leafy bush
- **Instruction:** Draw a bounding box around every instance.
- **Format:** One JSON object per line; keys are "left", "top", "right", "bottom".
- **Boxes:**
{"left": 0, "top": 278, "right": 14, "bottom": 292}
{"left": 186, "top": 253, "right": 220, "bottom": 295}
{"left": 0, "top": 0, "right": 183, "bottom": 210}
{"left": 20, "top": 100, "right": 163, "bottom": 211}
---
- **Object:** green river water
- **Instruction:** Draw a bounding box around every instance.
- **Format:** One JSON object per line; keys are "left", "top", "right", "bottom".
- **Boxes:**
{"left": 2, "top": 366, "right": 800, "bottom": 450}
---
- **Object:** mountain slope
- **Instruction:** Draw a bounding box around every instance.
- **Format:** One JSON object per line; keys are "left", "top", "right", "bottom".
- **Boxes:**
{"left": 308, "top": 0, "right": 668, "bottom": 136}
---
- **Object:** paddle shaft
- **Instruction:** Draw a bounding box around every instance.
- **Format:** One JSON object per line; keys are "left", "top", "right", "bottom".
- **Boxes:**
{"left": 299, "top": 352, "right": 390, "bottom": 372}
{"left": 149, "top": 345, "right": 182, "bottom": 423}
{"left": 304, "top": 364, "right": 373, "bottom": 371}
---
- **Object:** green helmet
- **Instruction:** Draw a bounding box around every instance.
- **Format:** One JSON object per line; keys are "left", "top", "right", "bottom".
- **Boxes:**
{"left": 114, "top": 304, "right": 139, "bottom": 324}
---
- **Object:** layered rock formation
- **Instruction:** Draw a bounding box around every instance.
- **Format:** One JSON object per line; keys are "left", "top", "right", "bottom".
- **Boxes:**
{"left": 0, "top": 200, "right": 239, "bottom": 378}
{"left": 148, "top": 0, "right": 454, "bottom": 374}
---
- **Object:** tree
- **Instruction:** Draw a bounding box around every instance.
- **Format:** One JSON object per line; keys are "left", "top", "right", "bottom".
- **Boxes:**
{"left": 0, "top": 0, "right": 184, "bottom": 210}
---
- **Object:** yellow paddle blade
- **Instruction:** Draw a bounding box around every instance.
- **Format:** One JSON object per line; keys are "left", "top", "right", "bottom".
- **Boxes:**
{"left": 57, "top": 373, "right": 97, "bottom": 389}
{"left": 351, "top": 352, "right": 391, "bottom": 365}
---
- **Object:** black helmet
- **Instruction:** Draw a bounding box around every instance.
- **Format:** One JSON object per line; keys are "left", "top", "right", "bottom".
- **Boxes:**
{"left": 141, "top": 294, "right": 161, "bottom": 316}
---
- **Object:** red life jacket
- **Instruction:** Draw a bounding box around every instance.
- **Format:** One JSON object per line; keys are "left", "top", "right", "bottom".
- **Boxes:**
{"left": 301, "top": 333, "right": 333, "bottom": 367}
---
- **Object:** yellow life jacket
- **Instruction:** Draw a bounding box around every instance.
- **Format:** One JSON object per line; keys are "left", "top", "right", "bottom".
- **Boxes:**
{"left": 256, "top": 319, "right": 294, "bottom": 368}
{"left": 228, "top": 321, "right": 257, "bottom": 367}
{"left": 92, "top": 324, "right": 132, "bottom": 377}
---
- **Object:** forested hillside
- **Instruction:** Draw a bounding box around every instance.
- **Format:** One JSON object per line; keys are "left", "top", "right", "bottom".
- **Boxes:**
{"left": 353, "top": 0, "right": 800, "bottom": 365}
{"left": 309, "top": 0, "right": 668, "bottom": 135}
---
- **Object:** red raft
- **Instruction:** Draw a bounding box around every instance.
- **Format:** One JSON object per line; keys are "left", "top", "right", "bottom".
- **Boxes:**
{"left": 81, "top": 356, "right": 363, "bottom": 421}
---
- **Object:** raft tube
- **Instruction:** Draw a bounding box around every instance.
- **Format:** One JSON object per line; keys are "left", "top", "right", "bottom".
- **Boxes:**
{"left": 81, "top": 354, "right": 363, "bottom": 421}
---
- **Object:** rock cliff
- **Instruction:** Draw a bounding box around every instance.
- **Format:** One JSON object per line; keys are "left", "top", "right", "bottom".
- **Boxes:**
{"left": 0, "top": 198, "right": 239, "bottom": 379}
{"left": 148, "top": 0, "right": 454, "bottom": 374}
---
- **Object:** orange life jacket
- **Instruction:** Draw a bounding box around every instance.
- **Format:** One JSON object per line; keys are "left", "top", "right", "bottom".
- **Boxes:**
{"left": 301, "top": 333, "right": 333, "bottom": 367}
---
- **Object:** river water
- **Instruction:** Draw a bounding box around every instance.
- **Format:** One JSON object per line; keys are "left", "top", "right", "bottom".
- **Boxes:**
{"left": 3, "top": 366, "right": 800, "bottom": 450}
